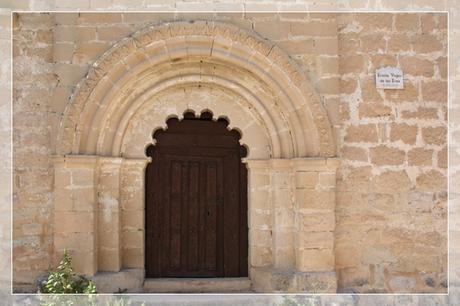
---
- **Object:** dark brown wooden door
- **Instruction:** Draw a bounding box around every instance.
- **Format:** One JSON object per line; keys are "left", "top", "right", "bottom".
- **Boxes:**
{"left": 145, "top": 112, "right": 248, "bottom": 278}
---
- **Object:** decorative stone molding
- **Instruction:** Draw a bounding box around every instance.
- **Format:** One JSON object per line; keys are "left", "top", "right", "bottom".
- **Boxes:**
{"left": 56, "top": 21, "right": 336, "bottom": 158}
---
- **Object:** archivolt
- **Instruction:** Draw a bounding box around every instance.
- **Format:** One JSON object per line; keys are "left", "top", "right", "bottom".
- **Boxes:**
{"left": 56, "top": 20, "right": 336, "bottom": 158}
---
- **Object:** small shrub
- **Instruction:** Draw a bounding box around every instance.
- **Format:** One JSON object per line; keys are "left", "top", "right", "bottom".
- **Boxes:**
{"left": 39, "top": 249, "right": 97, "bottom": 294}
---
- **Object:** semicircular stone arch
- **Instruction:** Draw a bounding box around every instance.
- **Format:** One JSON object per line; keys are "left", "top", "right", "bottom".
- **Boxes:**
{"left": 56, "top": 20, "right": 336, "bottom": 158}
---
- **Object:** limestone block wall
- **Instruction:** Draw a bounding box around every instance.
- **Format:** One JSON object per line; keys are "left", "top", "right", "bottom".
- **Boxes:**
{"left": 12, "top": 13, "right": 57, "bottom": 290}
{"left": 12, "top": 12, "right": 447, "bottom": 293}
{"left": 336, "top": 13, "right": 447, "bottom": 293}
{"left": 53, "top": 156, "right": 98, "bottom": 275}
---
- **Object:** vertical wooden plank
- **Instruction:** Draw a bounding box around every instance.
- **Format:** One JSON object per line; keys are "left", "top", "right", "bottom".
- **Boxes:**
{"left": 223, "top": 152, "right": 240, "bottom": 276}
{"left": 205, "top": 161, "right": 217, "bottom": 271}
{"left": 159, "top": 154, "right": 171, "bottom": 276}
{"left": 170, "top": 160, "right": 182, "bottom": 270}
{"left": 198, "top": 161, "right": 207, "bottom": 272}
{"left": 146, "top": 150, "right": 162, "bottom": 277}
{"left": 145, "top": 161, "right": 152, "bottom": 276}
{"left": 239, "top": 162, "right": 249, "bottom": 276}
{"left": 152, "top": 152, "right": 160, "bottom": 277}
{"left": 188, "top": 161, "right": 199, "bottom": 271}
{"left": 180, "top": 160, "right": 189, "bottom": 273}
{"left": 216, "top": 158, "right": 225, "bottom": 277}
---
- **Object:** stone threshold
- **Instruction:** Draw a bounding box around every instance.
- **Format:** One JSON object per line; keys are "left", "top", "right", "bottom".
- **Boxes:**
{"left": 143, "top": 277, "right": 252, "bottom": 293}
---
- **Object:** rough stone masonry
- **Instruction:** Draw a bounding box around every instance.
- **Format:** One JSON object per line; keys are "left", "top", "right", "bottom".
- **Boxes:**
{"left": 12, "top": 12, "right": 447, "bottom": 293}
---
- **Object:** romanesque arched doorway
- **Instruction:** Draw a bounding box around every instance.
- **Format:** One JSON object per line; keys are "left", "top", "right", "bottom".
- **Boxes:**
{"left": 145, "top": 111, "right": 248, "bottom": 278}
{"left": 53, "top": 21, "right": 339, "bottom": 292}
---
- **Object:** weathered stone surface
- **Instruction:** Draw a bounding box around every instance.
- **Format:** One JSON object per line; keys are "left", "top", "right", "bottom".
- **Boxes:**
{"left": 400, "top": 56, "right": 434, "bottom": 77}
{"left": 372, "top": 170, "right": 411, "bottom": 193}
{"left": 296, "top": 271, "right": 337, "bottom": 293}
{"left": 385, "top": 81, "right": 419, "bottom": 103}
{"left": 361, "top": 77, "right": 383, "bottom": 102}
{"left": 370, "top": 145, "right": 405, "bottom": 166}
{"left": 422, "top": 126, "right": 446, "bottom": 145}
{"left": 344, "top": 124, "right": 378, "bottom": 143}
{"left": 416, "top": 170, "right": 446, "bottom": 192}
{"left": 388, "top": 276, "right": 416, "bottom": 292}
{"left": 340, "top": 78, "right": 357, "bottom": 94}
{"left": 92, "top": 268, "right": 144, "bottom": 293}
{"left": 339, "top": 54, "right": 365, "bottom": 74}
{"left": 395, "top": 13, "right": 419, "bottom": 32}
{"left": 408, "top": 148, "right": 433, "bottom": 166}
{"left": 408, "top": 192, "right": 435, "bottom": 213}
{"left": 413, "top": 34, "right": 443, "bottom": 53}
{"left": 421, "top": 80, "right": 447, "bottom": 103}
{"left": 387, "top": 34, "right": 412, "bottom": 52}
{"left": 356, "top": 14, "right": 393, "bottom": 32}
{"left": 297, "top": 249, "right": 335, "bottom": 272}
{"left": 359, "top": 103, "right": 392, "bottom": 118}
{"left": 390, "top": 123, "right": 418, "bottom": 145}
{"left": 401, "top": 107, "right": 439, "bottom": 120}
{"left": 437, "top": 147, "right": 447, "bottom": 168}
{"left": 341, "top": 146, "right": 367, "bottom": 162}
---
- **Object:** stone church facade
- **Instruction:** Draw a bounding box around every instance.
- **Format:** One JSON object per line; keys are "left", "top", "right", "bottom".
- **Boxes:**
{"left": 13, "top": 12, "right": 447, "bottom": 293}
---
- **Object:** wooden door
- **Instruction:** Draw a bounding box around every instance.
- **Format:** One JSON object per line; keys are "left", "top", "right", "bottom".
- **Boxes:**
{"left": 145, "top": 112, "right": 248, "bottom": 278}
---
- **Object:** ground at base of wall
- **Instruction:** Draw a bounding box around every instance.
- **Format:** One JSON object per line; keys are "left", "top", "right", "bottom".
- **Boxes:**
{"left": 92, "top": 268, "right": 337, "bottom": 294}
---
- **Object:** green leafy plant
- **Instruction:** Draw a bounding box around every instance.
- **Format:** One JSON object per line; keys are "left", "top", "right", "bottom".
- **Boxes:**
{"left": 39, "top": 249, "right": 97, "bottom": 294}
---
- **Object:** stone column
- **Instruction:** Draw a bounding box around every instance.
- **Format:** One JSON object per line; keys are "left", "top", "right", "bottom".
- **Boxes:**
{"left": 120, "top": 158, "right": 149, "bottom": 269}
{"left": 53, "top": 155, "right": 98, "bottom": 276}
{"left": 97, "top": 157, "right": 123, "bottom": 272}
{"left": 246, "top": 160, "right": 273, "bottom": 269}
{"left": 270, "top": 159, "right": 296, "bottom": 269}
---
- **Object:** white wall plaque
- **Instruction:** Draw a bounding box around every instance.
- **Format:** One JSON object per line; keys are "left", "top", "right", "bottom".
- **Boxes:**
{"left": 375, "top": 66, "right": 404, "bottom": 89}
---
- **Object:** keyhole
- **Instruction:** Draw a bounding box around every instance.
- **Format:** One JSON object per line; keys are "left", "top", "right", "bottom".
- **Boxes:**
{"left": 207, "top": 209, "right": 211, "bottom": 216}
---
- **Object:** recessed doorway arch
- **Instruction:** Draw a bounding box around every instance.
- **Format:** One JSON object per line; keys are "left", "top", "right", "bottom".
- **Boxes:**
{"left": 145, "top": 111, "right": 248, "bottom": 278}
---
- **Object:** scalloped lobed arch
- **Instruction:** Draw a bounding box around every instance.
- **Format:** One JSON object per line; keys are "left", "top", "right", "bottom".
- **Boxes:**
{"left": 56, "top": 20, "right": 336, "bottom": 159}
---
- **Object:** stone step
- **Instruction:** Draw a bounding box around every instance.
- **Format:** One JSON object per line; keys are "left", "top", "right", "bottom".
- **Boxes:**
{"left": 143, "top": 277, "right": 252, "bottom": 293}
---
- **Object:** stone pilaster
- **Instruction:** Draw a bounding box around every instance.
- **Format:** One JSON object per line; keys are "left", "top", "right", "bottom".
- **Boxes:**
{"left": 270, "top": 159, "right": 296, "bottom": 269}
{"left": 97, "top": 157, "right": 123, "bottom": 272}
{"left": 120, "top": 158, "right": 150, "bottom": 269}
{"left": 246, "top": 160, "right": 273, "bottom": 269}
